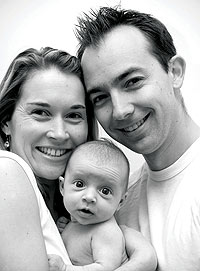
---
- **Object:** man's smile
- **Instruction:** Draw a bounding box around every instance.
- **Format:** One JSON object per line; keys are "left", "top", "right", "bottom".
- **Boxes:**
{"left": 119, "top": 113, "right": 150, "bottom": 133}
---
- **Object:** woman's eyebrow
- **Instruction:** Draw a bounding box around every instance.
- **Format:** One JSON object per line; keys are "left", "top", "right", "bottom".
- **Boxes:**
{"left": 27, "top": 102, "right": 50, "bottom": 107}
{"left": 71, "top": 104, "right": 86, "bottom": 109}
{"left": 27, "top": 103, "right": 86, "bottom": 109}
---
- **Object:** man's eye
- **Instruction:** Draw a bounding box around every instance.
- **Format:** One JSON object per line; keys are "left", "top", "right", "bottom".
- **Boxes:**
{"left": 100, "top": 187, "right": 112, "bottom": 195}
{"left": 125, "top": 77, "right": 143, "bottom": 88}
{"left": 91, "top": 94, "right": 108, "bottom": 106}
{"left": 74, "top": 180, "right": 84, "bottom": 188}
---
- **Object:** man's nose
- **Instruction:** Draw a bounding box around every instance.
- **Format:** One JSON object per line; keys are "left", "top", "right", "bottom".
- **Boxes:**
{"left": 111, "top": 91, "right": 134, "bottom": 120}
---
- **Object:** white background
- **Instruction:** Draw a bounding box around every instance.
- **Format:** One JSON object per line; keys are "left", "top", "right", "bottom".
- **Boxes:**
{"left": 1, "top": 0, "right": 199, "bottom": 173}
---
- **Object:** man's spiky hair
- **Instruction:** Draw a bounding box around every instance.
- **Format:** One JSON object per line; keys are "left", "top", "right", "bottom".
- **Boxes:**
{"left": 75, "top": 6, "right": 176, "bottom": 72}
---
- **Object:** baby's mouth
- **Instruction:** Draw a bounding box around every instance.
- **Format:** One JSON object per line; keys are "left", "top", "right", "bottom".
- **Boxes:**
{"left": 80, "top": 208, "right": 93, "bottom": 215}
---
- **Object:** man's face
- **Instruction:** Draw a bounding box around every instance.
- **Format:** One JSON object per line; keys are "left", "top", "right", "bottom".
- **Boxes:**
{"left": 81, "top": 25, "right": 180, "bottom": 156}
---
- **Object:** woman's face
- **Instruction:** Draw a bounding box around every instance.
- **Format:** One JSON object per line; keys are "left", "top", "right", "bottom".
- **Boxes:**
{"left": 5, "top": 68, "right": 88, "bottom": 180}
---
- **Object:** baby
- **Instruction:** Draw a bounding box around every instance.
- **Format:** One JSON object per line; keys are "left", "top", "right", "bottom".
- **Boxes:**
{"left": 48, "top": 139, "right": 157, "bottom": 271}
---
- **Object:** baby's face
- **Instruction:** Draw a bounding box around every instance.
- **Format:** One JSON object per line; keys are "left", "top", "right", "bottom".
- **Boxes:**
{"left": 62, "top": 152, "right": 126, "bottom": 225}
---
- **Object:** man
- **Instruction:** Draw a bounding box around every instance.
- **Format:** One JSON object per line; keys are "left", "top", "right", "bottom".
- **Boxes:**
{"left": 75, "top": 6, "right": 200, "bottom": 271}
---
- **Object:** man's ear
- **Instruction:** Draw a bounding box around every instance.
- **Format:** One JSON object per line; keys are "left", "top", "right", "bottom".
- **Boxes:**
{"left": 117, "top": 192, "right": 128, "bottom": 211}
{"left": 168, "top": 55, "right": 186, "bottom": 89}
{"left": 59, "top": 176, "right": 65, "bottom": 196}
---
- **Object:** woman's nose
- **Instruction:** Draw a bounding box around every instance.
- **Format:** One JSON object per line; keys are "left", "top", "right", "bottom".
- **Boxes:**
{"left": 46, "top": 118, "right": 70, "bottom": 141}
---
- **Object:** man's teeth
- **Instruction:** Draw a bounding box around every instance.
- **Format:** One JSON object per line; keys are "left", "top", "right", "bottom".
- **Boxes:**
{"left": 123, "top": 114, "right": 149, "bottom": 132}
{"left": 38, "top": 147, "right": 67, "bottom": 157}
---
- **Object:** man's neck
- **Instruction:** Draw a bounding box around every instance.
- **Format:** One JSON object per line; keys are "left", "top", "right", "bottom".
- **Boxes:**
{"left": 144, "top": 117, "right": 200, "bottom": 171}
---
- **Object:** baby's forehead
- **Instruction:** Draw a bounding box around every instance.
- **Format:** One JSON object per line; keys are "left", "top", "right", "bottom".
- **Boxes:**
{"left": 67, "top": 144, "right": 129, "bottom": 192}
{"left": 70, "top": 145, "right": 123, "bottom": 166}
{"left": 69, "top": 146, "right": 129, "bottom": 180}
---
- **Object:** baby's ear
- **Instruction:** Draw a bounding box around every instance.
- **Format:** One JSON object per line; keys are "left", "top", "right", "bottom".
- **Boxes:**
{"left": 117, "top": 192, "right": 128, "bottom": 211}
{"left": 59, "top": 176, "right": 64, "bottom": 196}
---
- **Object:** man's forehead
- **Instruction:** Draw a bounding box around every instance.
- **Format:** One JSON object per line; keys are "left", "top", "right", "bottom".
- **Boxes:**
{"left": 83, "top": 25, "right": 149, "bottom": 54}
{"left": 81, "top": 25, "right": 152, "bottom": 92}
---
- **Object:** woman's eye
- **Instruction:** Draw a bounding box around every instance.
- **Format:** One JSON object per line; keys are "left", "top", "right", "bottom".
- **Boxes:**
{"left": 67, "top": 111, "right": 87, "bottom": 121}
{"left": 32, "top": 109, "right": 50, "bottom": 117}
{"left": 68, "top": 112, "right": 83, "bottom": 119}
{"left": 74, "top": 180, "right": 84, "bottom": 188}
{"left": 100, "top": 187, "right": 112, "bottom": 196}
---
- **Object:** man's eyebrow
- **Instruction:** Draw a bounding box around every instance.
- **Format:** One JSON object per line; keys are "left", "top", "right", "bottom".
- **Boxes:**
{"left": 113, "top": 67, "right": 142, "bottom": 84}
{"left": 87, "top": 67, "right": 142, "bottom": 96}
{"left": 87, "top": 87, "right": 104, "bottom": 96}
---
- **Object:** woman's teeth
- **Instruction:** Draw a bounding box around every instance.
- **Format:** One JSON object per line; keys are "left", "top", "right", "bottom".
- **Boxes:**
{"left": 38, "top": 147, "right": 67, "bottom": 157}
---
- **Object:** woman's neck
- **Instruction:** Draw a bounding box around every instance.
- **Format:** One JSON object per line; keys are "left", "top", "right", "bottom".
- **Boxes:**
{"left": 36, "top": 176, "right": 59, "bottom": 221}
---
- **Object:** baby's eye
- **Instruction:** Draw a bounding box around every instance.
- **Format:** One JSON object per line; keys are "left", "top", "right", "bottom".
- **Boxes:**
{"left": 74, "top": 180, "right": 84, "bottom": 188}
{"left": 100, "top": 187, "right": 112, "bottom": 196}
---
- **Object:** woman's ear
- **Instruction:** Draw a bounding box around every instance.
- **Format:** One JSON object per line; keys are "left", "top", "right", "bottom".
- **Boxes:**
{"left": 168, "top": 55, "right": 186, "bottom": 89}
{"left": 59, "top": 176, "right": 65, "bottom": 196}
{"left": 116, "top": 192, "right": 128, "bottom": 211}
{"left": 1, "top": 121, "right": 11, "bottom": 135}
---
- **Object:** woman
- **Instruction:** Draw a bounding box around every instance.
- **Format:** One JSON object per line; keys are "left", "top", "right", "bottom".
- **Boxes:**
{"left": 0, "top": 47, "right": 97, "bottom": 270}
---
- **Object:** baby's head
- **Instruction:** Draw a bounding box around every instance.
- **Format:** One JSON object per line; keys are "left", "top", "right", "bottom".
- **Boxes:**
{"left": 60, "top": 139, "right": 130, "bottom": 225}
{"left": 70, "top": 139, "right": 130, "bottom": 192}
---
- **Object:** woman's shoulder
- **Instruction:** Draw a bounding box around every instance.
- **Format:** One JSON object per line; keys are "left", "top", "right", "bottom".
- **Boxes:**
{"left": 0, "top": 150, "right": 49, "bottom": 271}
{"left": 0, "top": 150, "right": 36, "bottom": 182}
{"left": 0, "top": 150, "right": 37, "bottom": 196}
{"left": 0, "top": 150, "right": 31, "bottom": 168}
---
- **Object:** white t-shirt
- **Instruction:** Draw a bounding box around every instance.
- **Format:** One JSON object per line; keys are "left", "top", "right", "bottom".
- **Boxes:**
{"left": 0, "top": 150, "right": 71, "bottom": 265}
{"left": 117, "top": 137, "right": 200, "bottom": 271}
